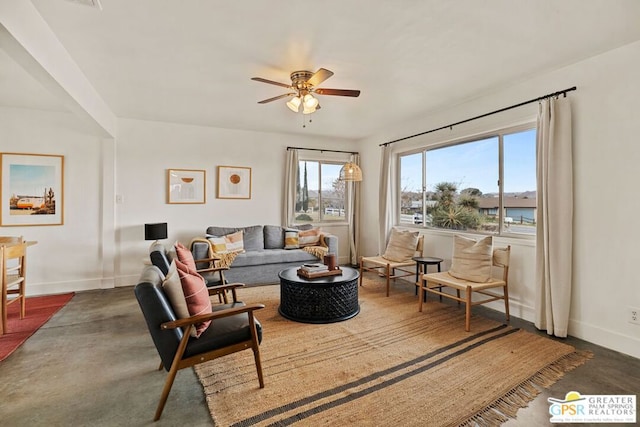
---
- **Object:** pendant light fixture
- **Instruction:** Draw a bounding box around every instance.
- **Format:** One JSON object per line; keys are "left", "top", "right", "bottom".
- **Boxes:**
{"left": 339, "top": 162, "right": 363, "bottom": 181}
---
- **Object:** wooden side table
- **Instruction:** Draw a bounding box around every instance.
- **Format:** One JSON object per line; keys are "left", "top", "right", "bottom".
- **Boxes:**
{"left": 413, "top": 256, "right": 443, "bottom": 302}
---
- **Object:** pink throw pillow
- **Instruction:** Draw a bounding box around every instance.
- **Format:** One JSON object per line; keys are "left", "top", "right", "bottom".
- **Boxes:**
{"left": 174, "top": 258, "right": 212, "bottom": 337}
{"left": 175, "top": 242, "right": 197, "bottom": 270}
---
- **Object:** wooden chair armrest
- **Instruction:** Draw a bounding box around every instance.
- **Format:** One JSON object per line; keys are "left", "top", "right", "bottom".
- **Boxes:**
{"left": 216, "top": 282, "right": 245, "bottom": 290}
{"left": 194, "top": 256, "right": 222, "bottom": 263}
{"left": 160, "top": 303, "right": 266, "bottom": 330}
{"left": 207, "top": 282, "right": 244, "bottom": 294}
{"left": 207, "top": 282, "right": 245, "bottom": 302}
{"left": 197, "top": 266, "right": 230, "bottom": 274}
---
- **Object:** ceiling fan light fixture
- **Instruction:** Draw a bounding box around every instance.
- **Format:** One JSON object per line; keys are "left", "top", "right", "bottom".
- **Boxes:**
{"left": 286, "top": 96, "right": 301, "bottom": 112}
{"left": 303, "top": 94, "right": 319, "bottom": 109}
{"left": 339, "top": 162, "right": 363, "bottom": 182}
{"left": 302, "top": 104, "right": 317, "bottom": 115}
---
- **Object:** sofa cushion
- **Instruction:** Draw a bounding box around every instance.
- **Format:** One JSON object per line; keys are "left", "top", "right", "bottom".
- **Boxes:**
{"left": 239, "top": 225, "right": 263, "bottom": 251}
{"left": 264, "top": 225, "right": 285, "bottom": 249}
{"left": 284, "top": 229, "right": 299, "bottom": 249}
{"left": 449, "top": 235, "right": 493, "bottom": 282}
{"left": 174, "top": 259, "right": 213, "bottom": 338}
{"left": 230, "top": 249, "right": 317, "bottom": 267}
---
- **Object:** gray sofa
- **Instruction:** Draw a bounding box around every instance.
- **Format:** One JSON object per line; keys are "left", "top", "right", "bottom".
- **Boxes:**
{"left": 191, "top": 225, "right": 338, "bottom": 285}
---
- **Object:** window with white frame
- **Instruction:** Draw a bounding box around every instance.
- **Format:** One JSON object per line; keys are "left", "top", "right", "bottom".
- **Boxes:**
{"left": 399, "top": 126, "right": 537, "bottom": 236}
{"left": 292, "top": 159, "right": 348, "bottom": 224}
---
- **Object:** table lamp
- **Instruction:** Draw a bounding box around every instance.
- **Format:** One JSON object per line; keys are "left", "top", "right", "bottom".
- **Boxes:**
{"left": 145, "top": 222, "right": 168, "bottom": 243}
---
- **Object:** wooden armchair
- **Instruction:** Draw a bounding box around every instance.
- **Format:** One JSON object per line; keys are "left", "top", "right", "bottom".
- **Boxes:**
{"left": 359, "top": 229, "right": 424, "bottom": 297}
{"left": 135, "top": 266, "right": 265, "bottom": 421}
{"left": 418, "top": 246, "right": 511, "bottom": 331}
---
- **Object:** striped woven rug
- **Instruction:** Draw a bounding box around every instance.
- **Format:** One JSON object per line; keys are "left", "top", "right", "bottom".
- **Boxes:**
{"left": 195, "top": 277, "right": 590, "bottom": 426}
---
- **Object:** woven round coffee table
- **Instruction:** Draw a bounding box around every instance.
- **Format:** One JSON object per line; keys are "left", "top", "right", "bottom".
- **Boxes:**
{"left": 278, "top": 266, "right": 360, "bottom": 324}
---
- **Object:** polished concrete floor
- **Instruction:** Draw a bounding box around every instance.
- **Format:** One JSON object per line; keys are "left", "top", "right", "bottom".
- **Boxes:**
{"left": 0, "top": 282, "right": 638, "bottom": 426}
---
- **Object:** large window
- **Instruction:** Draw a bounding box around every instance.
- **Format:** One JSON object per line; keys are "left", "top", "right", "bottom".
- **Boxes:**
{"left": 293, "top": 160, "right": 347, "bottom": 224}
{"left": 399, "top": 126, "right": 536, "bottom": 236}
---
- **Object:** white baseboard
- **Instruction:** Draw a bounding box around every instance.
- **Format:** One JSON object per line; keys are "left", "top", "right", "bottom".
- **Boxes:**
{"left": 26, "top": 274, "right": 139, "bottom": 296}
{"left": 568, "top": 319, "right": 640, "bottom": 359}
{"left": 27, "top": 278, "right": 110, "bottom": 296}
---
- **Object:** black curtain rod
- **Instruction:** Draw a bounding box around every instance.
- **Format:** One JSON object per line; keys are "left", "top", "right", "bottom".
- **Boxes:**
{"left": 287, "top": 146, "right": 358, "bottom": 155}
{"left": 380, "top": 86, "right": 577, "bottom": 147}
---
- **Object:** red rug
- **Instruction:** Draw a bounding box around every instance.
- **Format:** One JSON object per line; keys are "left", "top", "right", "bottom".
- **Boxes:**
{"left": 0, "top": 293, "right": 74, "bottom": 362}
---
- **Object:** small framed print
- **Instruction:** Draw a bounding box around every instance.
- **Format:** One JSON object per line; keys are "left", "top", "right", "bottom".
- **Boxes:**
{"left": 167, "top": 169, "right": 206, "bottom": 204}
{"left": 217, "top": 166, "right": 251, "bottom": 199}
{"left": 0, "top": 153, "right": 64, "bottom": 226}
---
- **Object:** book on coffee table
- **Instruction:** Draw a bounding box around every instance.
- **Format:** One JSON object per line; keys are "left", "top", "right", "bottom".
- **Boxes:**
{"left": 300, "top": 263, "right": 329, "bottom": 273}
{"left": 297, "top": 267, "right": 343, "bottom": 279}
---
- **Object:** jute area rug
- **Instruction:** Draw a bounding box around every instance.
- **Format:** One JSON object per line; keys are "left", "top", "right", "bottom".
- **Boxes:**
{"left": 195, "top": 277, "right": 591, "bottom": 427}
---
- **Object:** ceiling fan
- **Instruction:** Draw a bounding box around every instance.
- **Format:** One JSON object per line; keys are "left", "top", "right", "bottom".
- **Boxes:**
{"left": 251, "top": 68, "right": 360, "bottom": 114}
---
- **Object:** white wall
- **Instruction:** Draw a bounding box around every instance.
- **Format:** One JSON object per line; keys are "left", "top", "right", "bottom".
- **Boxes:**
{"left": 0, "top": 106, "right": 110, "bottom": 294}
{"left": 358, "top": 40, "right": 640, "bottom": 359}
{"left": 115, "top": 118, "right": 357, "bottom": 286}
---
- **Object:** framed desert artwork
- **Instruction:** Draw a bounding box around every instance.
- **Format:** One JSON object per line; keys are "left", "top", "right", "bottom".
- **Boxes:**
{"left": 217, "top": 166, "right": 251, "bottom": 199}
{"left": 0, "top": 152, "right": 64, "bottom": 226}
{"left": 167, "top": 168, "right": 206, "bottom": 204}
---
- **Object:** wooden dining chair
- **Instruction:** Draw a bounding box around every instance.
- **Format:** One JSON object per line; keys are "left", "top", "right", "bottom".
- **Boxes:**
{"left": 0, "top": 242, "right": 28, "bottom": 335}
{"left": 0, "top": 236, "right": 25, "bottom": 276}
{"left": 0, "top": 235, "right": 24, "bottom": 244}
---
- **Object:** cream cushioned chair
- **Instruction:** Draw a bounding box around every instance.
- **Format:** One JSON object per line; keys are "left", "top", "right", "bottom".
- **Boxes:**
{"left": 359, "top": 228, "right": 424, "bottom": 297}
{"left": 418, "top": 245, "right": 511, "bottom": 332}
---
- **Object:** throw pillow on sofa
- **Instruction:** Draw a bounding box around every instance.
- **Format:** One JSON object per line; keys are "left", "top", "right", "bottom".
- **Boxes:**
{"left": 298, "top": 227, "right": 322, "bottom": 247}
{"left": 207, "top": 230, "right": 245, "bottom": 254}
{"left": 284, "top": 229, "right": 300, "bottom": 249}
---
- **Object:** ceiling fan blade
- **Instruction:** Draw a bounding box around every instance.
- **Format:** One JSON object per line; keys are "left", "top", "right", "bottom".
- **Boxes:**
{"left": 314, "top": 88, "right": 361, "bottom": 97}
{"left": 257, "top": 93, "right": 296, "bottom": 104}
{"left": 251, "top": 77, "right": 293, "bottom": 89}
{"left": 307, "top": 68, "right": 334, "bottom": 87}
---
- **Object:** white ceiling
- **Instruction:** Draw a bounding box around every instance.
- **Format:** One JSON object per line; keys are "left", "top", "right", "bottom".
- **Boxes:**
{"left": 3, "top": 1, "right": 640, "bottom": 140}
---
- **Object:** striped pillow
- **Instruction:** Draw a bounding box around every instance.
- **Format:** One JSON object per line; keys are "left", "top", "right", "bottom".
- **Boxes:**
{"left": 298, "top": 227, "right": 321, "bottom": 247}
{"left": 174, "top": 258, "right": 212, "bottom": 337}
{"left": 208, "top": 230, "right": 245, "bottom": 254}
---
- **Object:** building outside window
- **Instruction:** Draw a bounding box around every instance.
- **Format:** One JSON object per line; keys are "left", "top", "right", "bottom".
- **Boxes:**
{"left": 399, "top": 126, "right": 536, "bottom": 236}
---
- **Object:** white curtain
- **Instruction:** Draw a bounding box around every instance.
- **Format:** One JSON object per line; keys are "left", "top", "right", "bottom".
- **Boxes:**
{"left": 535, "top": 97, "right": 573, "bottom": 338}
{"left": 378, "top": 144, "right": 394, "bottom": 253}
{"left": 283, "top": 148, "right": 298, "bottom": 226}
{"left": 347, "top": 154, "right": 361, "bottom": 265}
